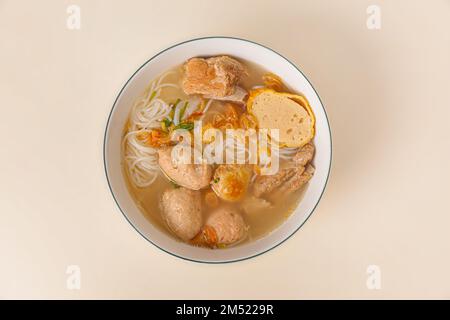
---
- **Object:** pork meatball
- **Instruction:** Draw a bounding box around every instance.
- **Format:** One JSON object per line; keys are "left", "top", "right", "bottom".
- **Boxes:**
{"left": 206, "top": 207, "right": 247, "bottom": 245}
{"left": 158, "top": 147, "right": 212, "bottom": 190}
{"left": 160, "top": 187, "right": 202, "bottom": 241}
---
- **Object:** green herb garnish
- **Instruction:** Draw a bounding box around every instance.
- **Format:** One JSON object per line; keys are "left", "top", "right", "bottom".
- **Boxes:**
{"left": 168, "top": 99, "right": 180, "bottom": 120}
{"left": 179, "top": 101, "right": 189, "bottom": 121}
{"left": 174, "top": 122, "right": 194, "bottom": 131}
{"left": 149, "top": 90, "right": 157, "bottom": 102}
{"left": 163, "top": 118, "right": 172, "bottom": 127}
{"left": 172, "top": 98, "right": 181, "bottom": 108}
{"left": 161, "top": 118, "right": 173, "bottom": 132}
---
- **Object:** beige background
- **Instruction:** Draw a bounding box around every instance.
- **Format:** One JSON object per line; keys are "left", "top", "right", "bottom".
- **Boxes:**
{"left": 1, "top": 0, "right": 449, "bottom": 299}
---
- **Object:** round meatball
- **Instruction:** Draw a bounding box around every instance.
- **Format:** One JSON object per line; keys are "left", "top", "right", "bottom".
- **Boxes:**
{"left": 160, "top": 187, "right": 202, "bottom": 241}
{"left": 158, "top": 147, "right": 212, "bottom": 190}
{"left": 206, "top": 207, "right": 247, "bottom": 245}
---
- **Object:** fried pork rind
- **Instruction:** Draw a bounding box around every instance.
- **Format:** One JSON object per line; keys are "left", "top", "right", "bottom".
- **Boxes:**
{"left": 182, "top": 56, "right": 247, "bottom": 98}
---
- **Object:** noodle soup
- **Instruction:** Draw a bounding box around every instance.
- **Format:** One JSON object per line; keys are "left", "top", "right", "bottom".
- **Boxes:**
{"left": 122, "top": 56, "right": 316, "bottom": 249}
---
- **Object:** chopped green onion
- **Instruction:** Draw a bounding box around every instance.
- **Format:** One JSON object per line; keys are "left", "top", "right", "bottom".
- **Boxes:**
{"left": 163, "top": 118, "right": 172, "bottom": 127}
{"left": 174, "top": 122, "right": 194, "bottom": 131}
{"left": 179, "top": 101, "right": 189, "bottom": 121}
{"left": 168, "top": 99, "right": 181, "bottom": 121}
{"left": 161, "top": 118, "right": 172, "bottom": 132}
{"left": 149, "top": 91, "right": 157, "bottom": 102}
{"left": 172, "top": 98, "right": 181, "bottom": 108}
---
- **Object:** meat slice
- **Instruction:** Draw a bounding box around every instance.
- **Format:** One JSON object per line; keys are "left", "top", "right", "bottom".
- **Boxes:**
{"left": 293, "top": 143, "right": 315, "bottom": 166}
{"left": 252, "top": 166, "right": 297, "bottom": 197}
{"left": 182, "top": 56, "right": 246, "bottom": 98}
{"left": 274, "top": 164, "right": 315, "bottom": 196}
{"left": 158, "top": 147, "right": 212, "bottom": 190}
{"left": 252, "top": 143, "right": 315, "bottom": 198}
{"left": 160, "top": 187, "right": 202, "bottom": 241}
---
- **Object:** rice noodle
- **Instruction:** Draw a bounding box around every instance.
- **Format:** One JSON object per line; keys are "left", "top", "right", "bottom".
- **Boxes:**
{"left": 182, "top": 97, "right": 201, "bottom": 121}
{"left": 173, "top": 102, "right": 183, "bottom": 125}
{"left": 200, "top": 100, "right": 213, "bottom": 119}
{"left": 123, "top": 71, "right": 177, "bottom": 188}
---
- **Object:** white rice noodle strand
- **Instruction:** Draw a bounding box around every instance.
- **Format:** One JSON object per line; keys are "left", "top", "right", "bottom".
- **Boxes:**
{"left": 123, "top": 72, "right": 178, "bottom": 188}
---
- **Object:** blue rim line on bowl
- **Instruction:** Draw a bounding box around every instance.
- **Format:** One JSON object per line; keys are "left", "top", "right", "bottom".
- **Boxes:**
{"left": 103, "top": 36, "right": 332, "bottom": 264}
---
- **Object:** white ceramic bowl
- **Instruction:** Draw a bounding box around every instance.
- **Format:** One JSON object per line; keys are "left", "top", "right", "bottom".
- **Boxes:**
{"left": 104, "top": 37, "right": 331, "bottom": 263}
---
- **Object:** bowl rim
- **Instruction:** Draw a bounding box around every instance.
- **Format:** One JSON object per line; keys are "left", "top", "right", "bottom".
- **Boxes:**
{"left": 103, "top": 36, "right": 332, "bottom": 264}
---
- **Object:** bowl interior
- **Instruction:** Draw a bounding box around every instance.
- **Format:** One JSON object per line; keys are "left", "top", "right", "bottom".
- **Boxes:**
{"left": 104, "top": 37, "right": 331, "bottom": 263}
